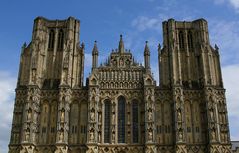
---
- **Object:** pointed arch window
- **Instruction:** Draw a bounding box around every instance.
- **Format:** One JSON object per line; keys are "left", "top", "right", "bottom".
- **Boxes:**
{"left": 118, "top": 96, "right": 126, "bottom": 143}
{"left": 57, "top": 29, "right": 64, "bottom": 50}
{"left": 132, "top": 100, "right": 139, "bottom": 143}
{"left": 179, "top": 31, "right": 184, "bottom": 50}
{"left": 40, "top": 102, "right": 49, "bottom": 144}
{"left": 69, "top": 102, "right": 79, "bottom": 144}
{"left": 104, "top": 100, "right": 111, "bottom": 143}
{"left": 79, "top": 102, "right": 87, "bottom": 143}
{"left": 48, "top": 30, "right": 55, "bottom": 50}
{"left": 49, "top": 101, "right": 57, "bottom": 143}
{"left": 187, "top": 31, "right": 193, "bottom": 49}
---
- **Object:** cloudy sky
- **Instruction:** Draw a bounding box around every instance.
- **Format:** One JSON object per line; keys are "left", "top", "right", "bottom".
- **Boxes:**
{"left": 0, "top": 0, "right": 239, "bottom": 152}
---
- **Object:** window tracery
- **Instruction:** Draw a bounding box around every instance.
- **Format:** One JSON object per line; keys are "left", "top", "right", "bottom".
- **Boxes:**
{"left": 118, "top": 96, "right": 126, "bottom": 143}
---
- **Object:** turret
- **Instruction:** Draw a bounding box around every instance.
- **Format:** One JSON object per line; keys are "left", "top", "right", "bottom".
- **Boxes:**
{"left": 144, "top": 41, "right": 150, "bottom": 70}
{"left": 118, "top": 35, "right": 125, "bottom": 53}
{"left": 158, "top": 43, "right": 162, "bottom": 85}
{"left": 92, "top": 41, "right": 99, "bottom": 70}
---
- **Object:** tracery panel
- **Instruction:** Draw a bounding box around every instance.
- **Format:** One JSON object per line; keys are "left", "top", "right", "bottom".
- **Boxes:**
{"left": 104, "top": 100, "right": 111, "bottom": 143}
{"left": 40, "top": 102, "right": 49, "bottom": 144}
{"left": 49, "top": 101, "right": 57, "bottom": 144}
{"left": 69, "top": 102, "right": 79, "bottom": 144}
{"left": 79, "top": 102, "right": 87, "bottom": 143}
{"left": 132, "top": 100, "right": 139, "bottom": 143}
{"left": 118, "top": 96, "right": 126, "bottom": 143}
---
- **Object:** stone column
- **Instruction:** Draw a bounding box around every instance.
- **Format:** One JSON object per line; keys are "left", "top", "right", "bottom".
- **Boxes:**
{"left": 86, "top": 87, "right": 99, "bottom": 153}
{"left": 173, "top": 87, "right": 187, "bottom": 153}
{"left": 144, "top": 85, "right": 157, "bottom": 153}
{"left": 20, "top": 86, "right": 40, "bottom": 153}
{"left": 55, "top": 87, "right": 71, "bottom": 153}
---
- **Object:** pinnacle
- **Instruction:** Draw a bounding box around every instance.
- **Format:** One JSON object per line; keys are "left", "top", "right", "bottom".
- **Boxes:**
{"left": 118, "top": 34, "right": 124, "bottom": 53}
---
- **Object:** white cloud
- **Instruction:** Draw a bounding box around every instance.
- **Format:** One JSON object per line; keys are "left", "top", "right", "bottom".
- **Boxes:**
{"left": 0, "top": 71, "right": 16, "bottom": 153}
{"left": 131, "top": 16, "right": 162, "bottom": 33}
{"left": 230, "top": 0, "right": 239, "bottom": 9}
{"left": 209, "top": 20, "right": 239, "bottom": 65}
{"left": 222, "top": 64, "right": 239, "bottom": 141}
{"left": 213, "top": 0, "right": 239, "bottom": 12}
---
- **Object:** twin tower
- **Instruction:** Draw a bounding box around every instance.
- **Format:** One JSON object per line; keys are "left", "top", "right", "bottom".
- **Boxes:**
{"left": 9, "top": 17, "right": 231, "bottom": 153}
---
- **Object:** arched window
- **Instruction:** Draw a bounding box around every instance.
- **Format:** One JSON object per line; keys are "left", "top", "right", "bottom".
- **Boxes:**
{"left": 187, "top": 31, "right": 193, "bottom": 49}
{"left": 40, "top": 102, "right": 49, "bottom": 144}
{"left": 69, "top": 102, "right": 79, "bottom": 144}
{"left": 49, "top": 101, "right": 57, "bottom": 144}
{"left": 118, "top": 96, "right": 126, "bottom": 143}
{"left": 132, "top": 100, "right": 139, "bottom": 143}
{"left": 164, "top": 101, "right": 173, "bottom": 144}
{"left": 179, "top": 31, "right": 184, "bottom": 50}
{"left": 185, "top": 100, "right": 192, "bottom": 143}
{"left": 57, "top": 29, "right": 64, "bottom": 50}
{"left": 79, "top": 102, "right": 87, "bottom": 143}
{"left": 48, "top": 30, "right": 55, "bottom": 50}
{"left": 104, "top": 100, "right": 111, "bottom": 143}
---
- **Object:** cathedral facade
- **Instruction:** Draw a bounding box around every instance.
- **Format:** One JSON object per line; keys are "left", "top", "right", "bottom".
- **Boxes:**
{"left": 9, "top": 17, "right": 232, "bottom": 153}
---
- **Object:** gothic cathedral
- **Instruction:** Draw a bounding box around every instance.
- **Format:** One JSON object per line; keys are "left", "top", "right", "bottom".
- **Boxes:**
{"left": 9, "top": 17, "right": 232, "bottom": 153}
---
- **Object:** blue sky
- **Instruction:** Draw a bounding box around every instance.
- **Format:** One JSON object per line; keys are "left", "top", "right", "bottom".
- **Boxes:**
{"left": 1, "top": 0, "right": 239, "bottom": 152}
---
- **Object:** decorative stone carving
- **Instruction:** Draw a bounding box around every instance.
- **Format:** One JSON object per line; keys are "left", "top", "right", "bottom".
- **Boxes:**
{"left": 31, "top": 69, "right": 37, "bottom": 84}
{"left": 178, "top": 129, "right": 183, "bottom": 142}
{"left": 211, "top": 128, "right": 216, "bottom": 141}
{"left": 62, "top": 69, "right": 68, "bottom": 84}
{"left": 177, "top": 109, "right": 182, "bottom": 121}
{"left": 210, "top": 108, "right": 214, "bottom": 121}
{"left": 9, "top": 17, "right": 233, "bottom": 153}
{"left": 148, "top": 128, "right": 153, "bottom": 142}
{"left": 148, "top": 109, "right": 153, "bottom": 121}
{"left": 55, "top": 146, "right": 68, "bottom": 153}
{"left": 59, "top": 129, "right": 64, "bottom": 142}
{"left": 90, "top": 109, "right": 95, "bottom": 121}
{"left": 60, "top": 109, "right": 65, "bottom": 122}
{"left": 27, "top": 109, "right": 32, "bottom": 121}
{"left": 112, "top": 130, "right": 115, "bottom": 142}
{"left": 25, "top": 128, "right": 30, "bottom": 142}
{"left": 98, "top": 132, "right": 101, "bottom": 143}
{"left": 89, "top": 129, "right": 94, "bottom": 142}
{"left": 112, "top": 112, "right": 115, "bottom": 124}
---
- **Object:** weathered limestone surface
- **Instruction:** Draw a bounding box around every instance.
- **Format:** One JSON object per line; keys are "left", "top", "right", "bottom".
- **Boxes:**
{"left": 9, "top": 17, "right": 232, "bottom": 153}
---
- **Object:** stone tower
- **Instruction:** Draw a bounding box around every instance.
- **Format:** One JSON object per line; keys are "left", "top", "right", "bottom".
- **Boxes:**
{"left": 9, "top": 17, "right": 85, "bottom": 153}
{"left": 8, "top": 17, "right": 232, "bottom": 153}
{"left": 158, "top": 19, "right": 231, "bottom": 153}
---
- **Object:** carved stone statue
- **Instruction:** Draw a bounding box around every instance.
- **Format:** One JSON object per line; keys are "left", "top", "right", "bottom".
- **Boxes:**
{"left": 177, "top": 109, "right": 182, "bottom": 121}
{"left": 27, "top": 109, "right": 32, "bottom": 121}
{"left": 90, "top": 130, "right": 94, "bottom": 142}
{"left": 60, "top": 109, "right": 65, "bottom": 122}
{"left": 98, "top": 132, "right": 101, "bottom": 143}
{"left": 112, "top": 113, "right": 115, "bottom": 124}
{"left": 127, "top": 112, "right": 130, "bottom": 124}
{"left": 31, "top": 69, "right": 36, "bottom": 83}
{"left": 62, "top": 69, "right": 68, "bottom": 84}
{"left": 148, "top": 129, "right": 153, "bottom": 142}
{"left": 210, "top": 108, "right": 214, "bottom": 121}
{"left": 211, "top": 129, "right": 216, "bottom": 141}
{"left": 178, "top": 130, "right": 183, "bottom": 142}
{"left": 148, "top": 110, "right": 153, "bottom": 121}
{"left": 25, "top": 129, "right": 30, "bottom": 141}
{"left": 90, "top": 110, "right": 95, "bottom": 121}
{"left": 98, "top": 112, "right": 102, "bottom": 122}
{"left": 112, "top": 131, "right": 115, "bottom": 142}
{"left": 59, "top": 130, "right": 64, "bottom": 142}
